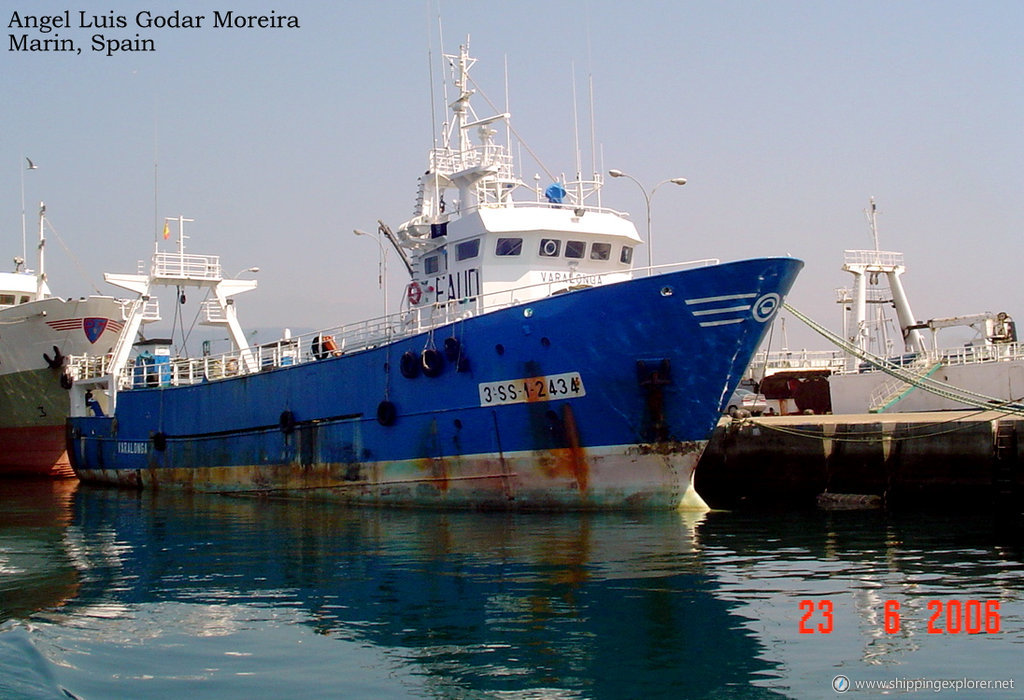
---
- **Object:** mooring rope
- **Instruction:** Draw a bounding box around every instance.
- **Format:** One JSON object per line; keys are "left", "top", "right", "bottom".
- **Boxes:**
{"left": 739, "top": 408, "right": 1014, "bottom": 444}
{"left": 782, "top": 302, "right": 1024, "bottom": 417}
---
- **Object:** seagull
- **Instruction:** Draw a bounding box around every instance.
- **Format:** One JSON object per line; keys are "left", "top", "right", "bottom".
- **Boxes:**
{"left": 25, "top": 157, "right": 37, "bottom": 170}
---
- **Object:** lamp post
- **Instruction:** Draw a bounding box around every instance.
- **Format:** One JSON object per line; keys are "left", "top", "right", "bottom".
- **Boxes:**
{"left": 354, "top": 228, "right": 388, "bottom": 317}
{"left": 607, "top": 169, "right": 687, "bottom": 273}
{"left": 20, "top": 156, "right": 38, "bottom": 268}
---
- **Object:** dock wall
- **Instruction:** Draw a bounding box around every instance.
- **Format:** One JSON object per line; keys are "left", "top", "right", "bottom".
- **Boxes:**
{"left": 696, "top": 411, "right": 1023, "bottom": 509}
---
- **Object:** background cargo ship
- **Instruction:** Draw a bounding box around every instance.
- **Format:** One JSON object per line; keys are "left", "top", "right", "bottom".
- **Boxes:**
{"left": 748, "top": 199, "right": 1023, "bottom": 416}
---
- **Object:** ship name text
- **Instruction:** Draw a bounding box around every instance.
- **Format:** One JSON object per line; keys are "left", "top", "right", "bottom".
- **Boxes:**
{"left": 431, "top": 268, "right": 481, "bottom": 304}
{"left": 539, "top": 271, "right": 605, "bottom": 286}
{"left": 117, "top": 441, "right": 149, "bottom": 455}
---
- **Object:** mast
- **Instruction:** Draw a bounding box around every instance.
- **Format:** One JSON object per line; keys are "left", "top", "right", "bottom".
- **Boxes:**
{"left": 36, "top": 202, "right": 48, "bottom": 299}
{"left": 101, "top": 215, "right": 260, "bottom": 410}
{"left": 868, "top": 197, "right": 880, "bottom": 252}
{"left": 451, "top": 43, "right": 474, "bottom": 157}
{"left": 845, "top": 199, "right": 927, "bottom": 355}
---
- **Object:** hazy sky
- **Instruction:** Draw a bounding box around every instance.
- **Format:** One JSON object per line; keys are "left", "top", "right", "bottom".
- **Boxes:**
{"left": 5, "top": 1, "right": 1023, "bottom": 352}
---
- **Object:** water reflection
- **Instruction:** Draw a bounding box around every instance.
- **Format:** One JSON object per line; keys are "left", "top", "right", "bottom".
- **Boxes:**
{"left": 59, "top": 487, "right": 779, "bottom": 698}
{"left": 694, "top": 508, "right": 1024, "bottom": 694}
{"left": 3, "top": 482, "right": 1023, "bottom": 699}
{"left": 0, "top": 480, "right": 81, "bottom": 621}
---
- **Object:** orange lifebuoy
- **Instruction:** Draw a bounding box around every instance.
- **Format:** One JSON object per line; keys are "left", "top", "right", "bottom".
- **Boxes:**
{"left": 407, "top": 281, "right": 423, "bottom": 305}
{"left": 312, "top": 334, "right": 341, "bottom": 360}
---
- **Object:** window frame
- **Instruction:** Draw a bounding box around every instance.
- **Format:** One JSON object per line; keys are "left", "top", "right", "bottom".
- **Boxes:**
{"left": 565, "top": 240, "right": 586, "bottom": 259}
{"left": 495, "top": 237, "right": 524, "bottom": 256}
{"left": 456, "top": 238, "right": 481, "bottom": 261}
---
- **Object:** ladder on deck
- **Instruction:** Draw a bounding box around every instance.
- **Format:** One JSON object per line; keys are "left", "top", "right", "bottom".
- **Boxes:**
{"left": 993, "top": 421, "right": 1018, "bottom": 501}
{"left": 868, "top": 358, "right": 943, "bottom": 412}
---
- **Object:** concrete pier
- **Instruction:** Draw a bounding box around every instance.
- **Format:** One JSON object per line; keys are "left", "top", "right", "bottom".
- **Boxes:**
{"left": 696, "top": 411, "right": 1024, "bottom": 510}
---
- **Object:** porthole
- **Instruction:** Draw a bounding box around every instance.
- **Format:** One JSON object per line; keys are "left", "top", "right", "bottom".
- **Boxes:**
{"left": 540, "top": 239, "right": 560, "bottom": 257}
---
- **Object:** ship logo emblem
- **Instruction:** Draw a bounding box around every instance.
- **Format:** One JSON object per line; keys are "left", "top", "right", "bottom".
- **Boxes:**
{"left": 83, "top": 318, "right": 109, "bottom": 344}
{"left": 752, "top": 293, "right": 781, "bottom": 323}
{"left": 685, "top": 292, "right": 781, "bottom": 327}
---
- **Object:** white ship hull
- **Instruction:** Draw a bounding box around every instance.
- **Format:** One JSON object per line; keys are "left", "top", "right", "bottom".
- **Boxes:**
{"left": 829, "top": 358, "right": 1024, "bottom": 414}
{"left": 0, "top": 295, "right": 125, "bottom": 476}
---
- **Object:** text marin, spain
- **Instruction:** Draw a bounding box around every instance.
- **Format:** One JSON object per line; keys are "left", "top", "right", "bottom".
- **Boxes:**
{"left": 8, "top": 10, "right": 300, "bottom": 56}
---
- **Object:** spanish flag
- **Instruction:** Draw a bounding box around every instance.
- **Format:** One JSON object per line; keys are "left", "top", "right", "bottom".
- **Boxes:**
{"left": 162, "top": 221, "right": 170, "bottom": 240}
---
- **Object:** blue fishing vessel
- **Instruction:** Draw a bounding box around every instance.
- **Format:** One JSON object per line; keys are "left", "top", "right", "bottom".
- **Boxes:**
{"left": 65, "top": 45, "right": 801, "bottom": 509}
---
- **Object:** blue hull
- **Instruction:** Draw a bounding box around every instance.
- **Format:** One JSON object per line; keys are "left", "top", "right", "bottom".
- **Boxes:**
{"left": 68, "top": 258, "right": 802, "bottom": 509}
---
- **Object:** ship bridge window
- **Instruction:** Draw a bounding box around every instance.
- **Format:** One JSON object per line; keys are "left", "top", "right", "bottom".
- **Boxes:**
{"left": 539, "top": 239, "right": 560, "bottom": 257}
{"left": 19, "top": 295, "right": 29, "bottom": 304}
{"left": 620, "top": 246, "right": 633, "bottom": 264}
{"left": 496, "top": 237, "right": 523, "bottom": 256}
{"left": 565, "top": 240, "right": 586, "bottom": 259}
{"left": 425, "top": 255, "right": 441, "bottom": 275}
{"left": 456, "top": 238, "right": 480, "bottom": 261}
{"left": 0, "top": 294, "right": 15, "bottom": 305}
{"left": 590, "top": 243, "right": 611, "bottom": 261}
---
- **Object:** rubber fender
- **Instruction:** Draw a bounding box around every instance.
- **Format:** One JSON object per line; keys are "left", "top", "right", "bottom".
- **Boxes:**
{"left": 279, "top": 410, "right": 296, "bottom": 434}
{"left": 399, "top": 351, "right": 420, "bottom": 378}
{"left": 376, "top": 400, "right": 397, "bottom": 426}
{"left": 152, "top": 432, "right": 167, "bottom": 451}
{"left": 443, "top": 336, "right": 461, "bottom": 361}
{"left": 421, "top": 348, "right": 445, "bottom": 377}
{"left": 59, "top": 371, "right": 73, "bottom": 390}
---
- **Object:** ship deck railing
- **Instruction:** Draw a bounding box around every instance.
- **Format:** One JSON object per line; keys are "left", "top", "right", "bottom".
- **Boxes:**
{"left": 474, "top": 198, "right": 627, "bottom": 217}
{"left": 834, "top": 286, "right": 891, "bottom": 304}
{"left": 429, "top": 146, "right": 516, "bottom": 181}
{"left": 66, "top": 258, "right": 720, "bottom": 390}
{"left": 842, "top": 249, "right": 905, "bottom": 269}
{"left": 745, "top": 349, "right": 850, "bottom": 380}
{"left": 935, "top": 341, "right": 1024, "bottom": 367}
{"left": 748, "top": 340, "right": 1024, "bottom": 382}
{"left": 426, "top": 146, "right": 623, "bottom": 215}
{"left": 149, "top": 251, "right": 223, "bottom": 281}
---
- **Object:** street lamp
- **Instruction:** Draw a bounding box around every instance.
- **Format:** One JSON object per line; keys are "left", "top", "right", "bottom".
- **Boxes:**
{"left": 354, "top": 228, "right": 388, "bottom": 318}
{"left": 234, "top": 266, "right": 260, "bottom": 276}
{"left": 21, "top": 156, "right": 38, "bottom": 266}
{"left": 607, "top": 169, "right": 687, "bottom": 273}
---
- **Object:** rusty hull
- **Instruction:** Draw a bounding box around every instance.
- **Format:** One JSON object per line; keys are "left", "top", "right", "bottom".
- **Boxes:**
{"left": 75, "top": 440, "right": 706, "bottom": 511}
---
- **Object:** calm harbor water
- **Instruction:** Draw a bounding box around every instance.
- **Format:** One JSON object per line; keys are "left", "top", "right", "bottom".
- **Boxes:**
{"left": 1, "top": 478, "right": 1022, "bottom": 699}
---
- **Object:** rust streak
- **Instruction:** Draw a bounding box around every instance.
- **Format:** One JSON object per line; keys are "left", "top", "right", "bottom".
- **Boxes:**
{"left": 561, "top": 403, "right": 588, "bottom": 491}
{"left": 430, "top": 418, "right": 449, "bottom": 492}
{"left": 491, "top": 409, "right": 514, "bottom": 500}
{"left": 209, "top": 471, "right": 519, "bottom": 494}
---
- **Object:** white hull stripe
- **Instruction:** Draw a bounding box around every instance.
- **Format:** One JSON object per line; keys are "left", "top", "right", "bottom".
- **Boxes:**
{"left": 684, "top": 293, "right": 758, "bottom": 305}
{"left": 685, "top": 292, "right": 759, "bottom": 327}
{"left": 691, "top": 305, "right": 751, "bottom": 316}
{"left": 45, "top": 318, "right": 124, "bottom": 333}
{"left": 698, "top": 318, "right": 745, "bottom": 327}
